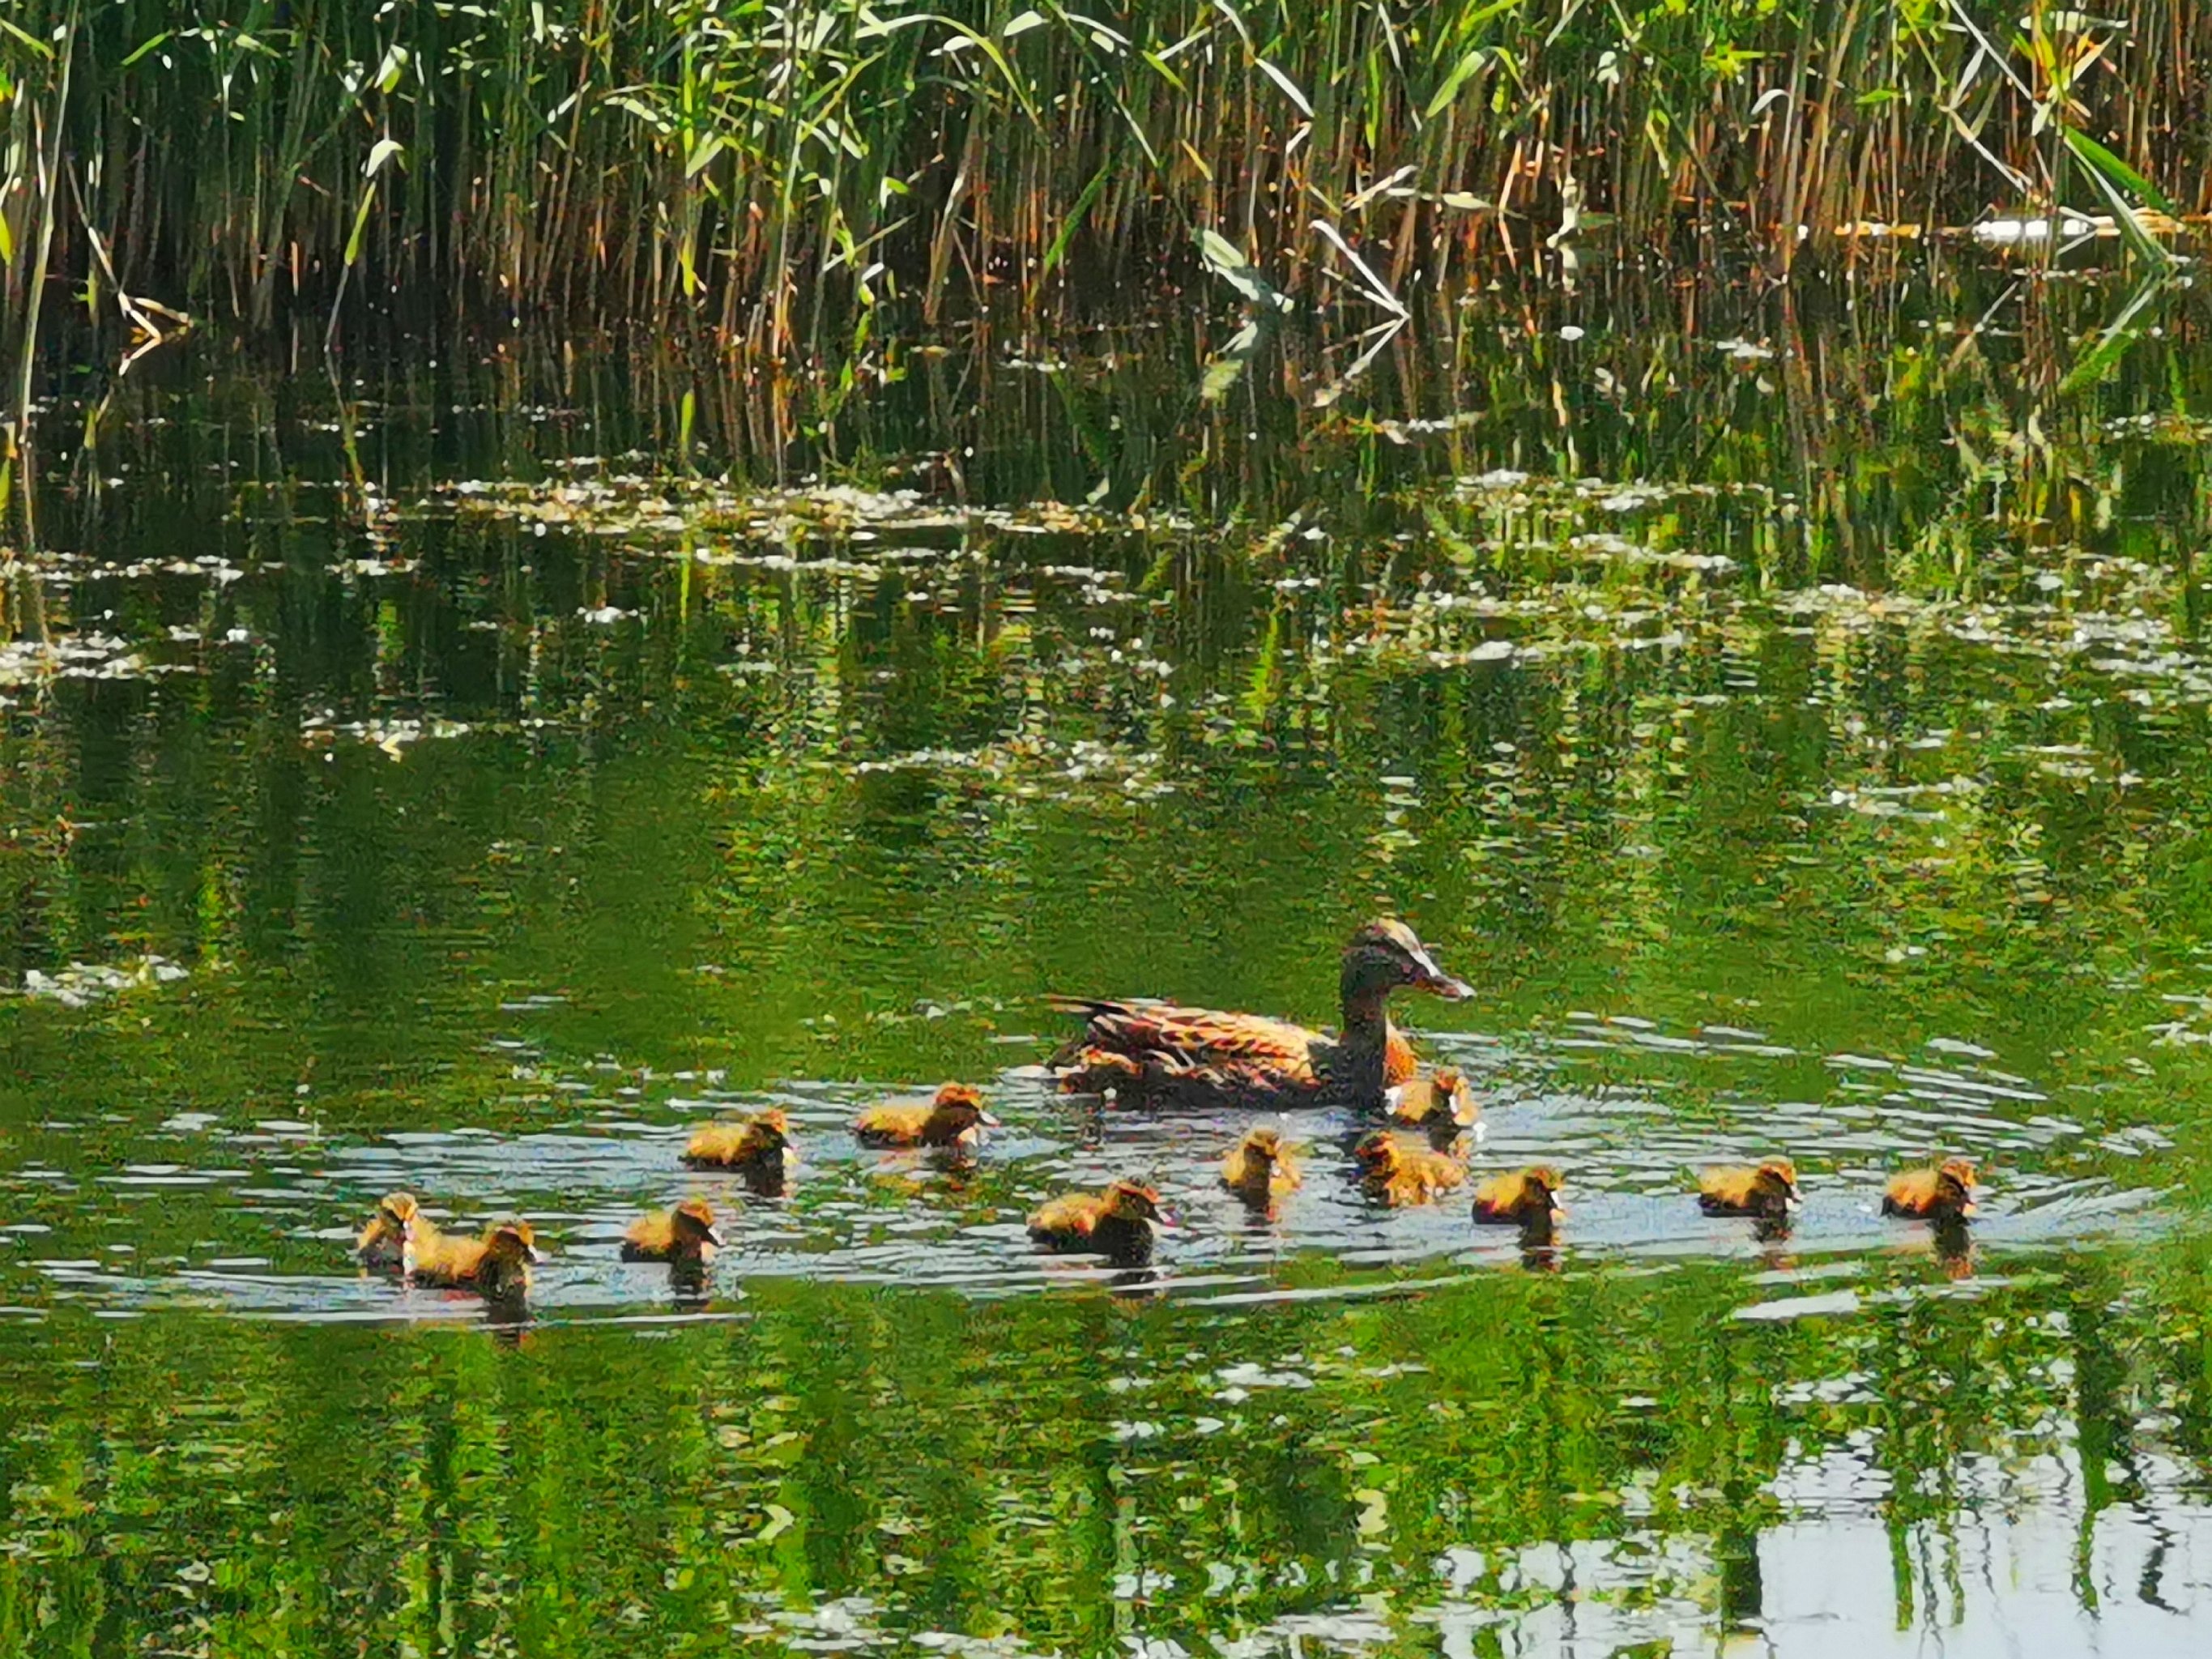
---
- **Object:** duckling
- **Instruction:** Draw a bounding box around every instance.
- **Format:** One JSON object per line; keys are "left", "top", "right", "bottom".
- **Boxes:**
{"left": 411, "top": 1219, "right": 546, "bottom": 1299}
{"left": 1473, "top": 1166, "right": 1566, "bottom": 1231}
{"left": 356, "top": 1191, "right": 433, "bottom": 1273}
{"left": 1882, "top": 1158, "right": 1980, "bottom": 1222}
{"left": 1351, "top": 1131, "right": 1467, "bottom": 1207}
{"left": 1698, "top": 1158, "right": 1802, "bottom": 1219}
{"left": 1220, "top": 1127, "right": 1303, "bottom": 1205}
{"left": 683, "top": 1108, "right": 795, "bottom": 1179}
{"left": 854, "top": 1083, "right": 1002, "bottom": 1149}
{"left": 620, "top": 1199, "right": 725, "bottom": 1265}
{"left": 1385, "top": 1066, "right": 1481, "bottom": 1145}
{"left": 1026, "top": 1179, "right": 1174, "bottom": 1265}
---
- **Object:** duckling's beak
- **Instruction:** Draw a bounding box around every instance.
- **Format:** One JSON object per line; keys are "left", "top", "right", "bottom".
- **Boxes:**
{"left": 1151, "top": 1206, "right": 1179, "bottom": 1230}
{"left": 976, "top": 1108, "right": 1003, "bottom": 1128}
{"left": 703, "top": 1225, "right": 727, "bottom": 1247}
{"left": 1786, "top": 1186, "right": 1805, "bottom": 1210}
{"left": 526, "top": 1241, "right": 548, "bottom": 1265}
{"left": 1958, "top": 1201, "right": 1979, "bottom": 1219}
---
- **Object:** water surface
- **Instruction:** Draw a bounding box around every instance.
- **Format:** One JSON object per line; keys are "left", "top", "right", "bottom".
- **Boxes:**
{"left": 6, "top": 260, "right": 2212, "bottom": 1652}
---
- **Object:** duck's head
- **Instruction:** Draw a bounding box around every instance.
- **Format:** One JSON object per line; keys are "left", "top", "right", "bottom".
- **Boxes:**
{"left": 1105, "top": 1179, "right": 1174, "bottom": 1228}
{"left": 1352, "top": 1130, "right": 1404, "bottom": 1172}
{"left": 750, "top": 1108, "right": 792, "bottom": 1148}
{"left": 930, "top": 1084, "right": 1002, "bottom": 1135}
{"left": 1242, "top": 1126, "right": 1289, "bottom": 1162}
{"left": 486, "top": 1220, "right": 548, "bottom": 1266}
{"left": 1432, "top": 1068, "right": 1477, "bottom": 1125}
{"left": 672, "top": 1199, "right": 726, "bottom": 1248}
{"left": 1343, "top": 919, "right": 1473, "bottom": 1005}
{"left": 359, "top": 1191, "right": 420, "bottom": 1252}
{"left": 1935, "top": 1158, "right": 1980, "bottom": 1218}
{"left": 1754, "top": 1158, "right": 1803, "bottom": 1211}
{"left": 1518, "top": 1166, "right": 1567, "bottom": 1221}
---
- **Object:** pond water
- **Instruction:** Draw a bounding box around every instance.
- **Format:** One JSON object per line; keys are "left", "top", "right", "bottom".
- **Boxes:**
{"left": 6, "top": 261, "right": 2212, "bottom": 1653}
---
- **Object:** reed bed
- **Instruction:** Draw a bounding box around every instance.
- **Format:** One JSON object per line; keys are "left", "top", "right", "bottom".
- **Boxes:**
{"left": 0, "top": 0, "right": 2206, "bottom": 377}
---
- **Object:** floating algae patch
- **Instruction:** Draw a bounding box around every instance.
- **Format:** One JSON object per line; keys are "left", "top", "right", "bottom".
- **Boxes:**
{"left": 434, "top": 476, "right": 1188, "bottom": 547}
{"left": 0, "top": 633, "right": 159, "bottom": 694}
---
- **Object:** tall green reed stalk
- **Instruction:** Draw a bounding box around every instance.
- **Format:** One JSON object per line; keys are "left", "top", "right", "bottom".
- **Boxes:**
{"left": 0, "top": 1, "right": 2201, "bottom": 401}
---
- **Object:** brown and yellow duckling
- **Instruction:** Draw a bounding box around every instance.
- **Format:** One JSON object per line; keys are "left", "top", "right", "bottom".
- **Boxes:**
{"left": 1697, "top": 1157, "right": 1802, "bottom": 1219}
{"left": 1051, "top": 918, "right": 1473, "bottom": 1109}
{"left": 683, "top": 1108, "right": 795, "bottom": 1179}
{"left": 1220, "top": 1127, "right": 1303, "bottom": 1205}
{"left": 1385, "top": 1066, "right": 1481, "bottom": 1145}
{"left": 1473, "top": 1166, "right": 1566, "bottom": 1233}
{"left": 854, "top": 1083, "right": 1001, "bottom": 1149}
{"left": 411, "top": 1219, "right": 547, "bottom": 1299}
{"left": 356, "top": 1191, "right": 434, "bottom": 1273}
{"left": 1352, "top": 1131, "right": 1467, "bottom": 1208}
{"left": 620, "top": 1198, "right": 726, "bottom": 1265}
{"left": 1882, "top": 1157, "right": 1980, "bottom": 1222}
{"left": 1026, "top": 1179, "right": 1175, "bottom": 1265}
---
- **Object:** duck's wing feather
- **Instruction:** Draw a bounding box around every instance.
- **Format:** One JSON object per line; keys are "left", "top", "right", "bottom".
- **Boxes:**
{"left": 1055, "top": 1043, "right": 1323, "bottom": 1106}
{"left": 1047, "top": 996, "right": 1323, "bottom": 1068}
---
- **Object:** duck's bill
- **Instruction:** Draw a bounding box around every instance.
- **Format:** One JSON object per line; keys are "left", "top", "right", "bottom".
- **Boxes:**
{"left": 1150, "top": 1209, "right": 1180, "bottom": 1230}
{"left": 976, "top": 1109, "right": 1004, "bottom": 1128}
{"left": 526, "top": 1243, "right": 549, "bottom": 1264}
{"left": 703, "top": 1226, "right": 728, "bottom": 1248}
{"left": 1417, "top": 960, "right": 1475, "bottom": 1000}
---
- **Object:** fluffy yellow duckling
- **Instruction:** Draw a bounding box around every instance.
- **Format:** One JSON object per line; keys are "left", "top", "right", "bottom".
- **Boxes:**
{"left": 683, "top": 1108, "right": 795, "bottom": 1179}
{"left": 1473, "top": 1166, "right": 1566, "bottom": 1233}
{"left": 1220, "top": 1127, "right": 1303, "bottom": 1205}
{"left": 1698, "top": 1158, "right": 1802, "bottom": 1218}
{"left": 1882, "top": 1158, "right": 1980, "bottom": 1222}
{"left": 1385, "top": 1066, "right": 1480, "bottom": 1144}
{"left": 620, "top": 1198, "right": 725, "bottom": 1265}
{"left": 1026, "top": 1179, "right": 1174, "bottom": 1265}
{"left": 411, "top": 1219, "right": 546, "bottom": 1299}
{"left": 854, "top": 1083, "right": 1001, "bottom": 1149}
{"left": 1352, "top": 1131, "right": 1467, "bottom": 1207}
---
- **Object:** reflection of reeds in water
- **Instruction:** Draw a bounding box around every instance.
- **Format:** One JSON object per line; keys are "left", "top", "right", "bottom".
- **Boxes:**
{"left": 2, "top": 1250, "right": 2196, "bottom": 1654}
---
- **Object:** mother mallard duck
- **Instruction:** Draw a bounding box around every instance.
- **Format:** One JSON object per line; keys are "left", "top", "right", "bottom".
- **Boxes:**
{"left": 1051, "top": 919, "right": 1470, "bottom": 1108}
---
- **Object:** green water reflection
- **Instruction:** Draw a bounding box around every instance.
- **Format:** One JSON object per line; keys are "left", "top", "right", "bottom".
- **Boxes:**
{"left": 6, "top": 262, "right": 2212, "bottom": 1649}
{"left": 5, "top": 1255, "right": 2212, "bottom": 1656}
